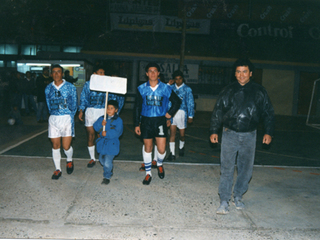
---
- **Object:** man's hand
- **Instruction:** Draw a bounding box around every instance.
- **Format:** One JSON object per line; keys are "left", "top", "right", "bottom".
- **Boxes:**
{"left": 165, "top": 113, "right": 171, "bottom": 119}
{"left": 166, "top": 119, "right": 171, "bottom": 127}
{"left": 187, "top": 118, "right": 193, "bottom": 124}
{"left": 102, "top": 131, "right": 106, "bottom": 137}
{"left": 78, "top": 110, "right": 84, "bottom": 121}
{"left": 210, "top": 134, "right": 219, "bottom": 143}
{"left": 262, "top": 134, "right": 272, "bottom": 145}
{"left": 168, "top": 79, "right": 174, "bottom": 85}
{"left": 135, "top": 126, "right": 141, "bottom": 136}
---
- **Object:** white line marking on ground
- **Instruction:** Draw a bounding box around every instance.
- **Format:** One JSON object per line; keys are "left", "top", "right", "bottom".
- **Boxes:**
{"left": 0, "top": 129, "right": 48, "bottom": 155}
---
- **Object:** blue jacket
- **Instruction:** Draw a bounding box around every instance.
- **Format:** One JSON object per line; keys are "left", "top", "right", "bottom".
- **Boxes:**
{"left": 93, "top": 114, "right": 123, "bottom": 156}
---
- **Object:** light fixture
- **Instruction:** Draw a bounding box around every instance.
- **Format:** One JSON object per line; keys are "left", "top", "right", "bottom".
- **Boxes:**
{"left": 26, "top": 63, "right": 51, "bottom": 66}
{"left": 60, "top": 64, "right": 81, "bottom": 67}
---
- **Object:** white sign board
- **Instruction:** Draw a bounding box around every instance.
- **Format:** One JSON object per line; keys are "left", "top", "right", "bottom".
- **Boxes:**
{"left": 89, "top": 75, "right": 127, "bottom": 94}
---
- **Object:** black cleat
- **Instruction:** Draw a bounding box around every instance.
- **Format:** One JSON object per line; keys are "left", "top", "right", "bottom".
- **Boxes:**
{"left": 142, "top": 174, "right": 152, "bottom": 185}
{"left": 157, "top": 165, "right": 165, "bottom": 179}
{"left": 52, "top": 170, "right": 62, "bottom": 180}
{"left": 66, "top": 161, "right": 74, "bottom": 174}
{"left": 179, "top": 147, "right": 185, "bottom": 157}
{"left": 166, "top": 152, "right": 176, "bottom": 161}
{"left": 87, "top": 159, "right": 96, "bottom": 168}
{"left": 101, "top": 178, "right": 110, "bottom": 185}
{"left": 139, "top": 160, "right": 157, "bottom": 171}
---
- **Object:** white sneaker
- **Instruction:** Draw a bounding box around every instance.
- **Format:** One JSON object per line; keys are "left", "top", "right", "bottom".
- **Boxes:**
{"left": 216, "top": 201, "right": 229, "bottom": 215}
{"left": 233, "top": 197, "right": 245, "bottom": 210}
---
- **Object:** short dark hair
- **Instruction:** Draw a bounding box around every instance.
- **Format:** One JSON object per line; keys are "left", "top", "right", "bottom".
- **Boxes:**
{"left": 51, "top": 64, "right": 64, "bottom": 73}
{"left": 145, "top": 62, "right": 160, "bottom": 72}
{"left": 108, "top": 100, "right": 118, "bottom": 109}
{"left": 172, "top": 70, "right": 184, "bottom": 79}
{"left": 233, "top": 59, "right": 254, "bottom": 73}
{"left": 93, "top": 65, "right": 105, "bottom": 74}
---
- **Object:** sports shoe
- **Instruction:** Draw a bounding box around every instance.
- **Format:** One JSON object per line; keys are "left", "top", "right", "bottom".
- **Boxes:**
{"left": 166, "top": 152, "right": 176, "bottom": 161}
{"left": 51, "top": 170, "right": 62, "bottom": 180}
{"left": 66, "top": 161, "right": 74, "bottom": 174}
{"left": 87, "top": 159, "right": 96, "bottom": 168}
{"left": 101, "top": 178, "right": 110, "bottom": 185}
{"left": 157, "top": 165, "right": 165, "bottom": 179}
{"left": 151, "top": 160, "right": 157, "bottom": 168}
{"left": 233, "top": 197, "right": 245, "bottom": 210}
{"left": 142, "top": 174, "right": 152, "bottom": 185}
{"left": 179, "top": 147, "right": 185, "bottom": 156}
{"left": 139, "top": 163, "right": 145, "bottom": 171}
{"left": 216, "top": 201, "right": 229, "bottom": 215}
{"left": 139, "top": 160, "right": 157, "bottom": 171}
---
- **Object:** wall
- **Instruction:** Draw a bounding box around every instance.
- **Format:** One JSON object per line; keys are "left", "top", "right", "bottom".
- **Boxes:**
{"left": 262, "top": 69, "right": 295, "bottom": 116}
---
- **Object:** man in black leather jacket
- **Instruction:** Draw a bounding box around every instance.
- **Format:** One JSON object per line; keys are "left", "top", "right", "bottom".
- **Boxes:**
{"left": 210, "top": 59, "right": 275, "bottom": 215}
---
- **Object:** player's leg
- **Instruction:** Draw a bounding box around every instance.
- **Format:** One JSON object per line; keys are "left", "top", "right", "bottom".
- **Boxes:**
{"left": 142, "top": 138, "right": 154, "bottom": 185}
{"left": 50, "top": 137, "right": 62, "bottom": 179}
{"left": 167, "top": 124, "right": 177, "bottom": 161}
{"left": 178, "top": 128, "right": 186, "bottom": 156}
{"left": 86, "top": 126, "right": 97, "bottom": 167}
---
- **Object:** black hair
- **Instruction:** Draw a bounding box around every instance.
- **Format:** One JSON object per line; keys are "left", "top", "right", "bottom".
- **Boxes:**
{"left": 233, "top": 58, "right": 254, "bottom": 73}
{"left": 93, "top": 65, "right": 105, "bottom": 74}
{"left": 145, "top": 62, "right": 160, "bottom": 72}
{"left": 172, "top": 70, "right": 184, "bottom": 79}
{"left": 108, "top": 100, "right": 118, "bottom": 109}
{"left": 51, "top": 64, "right": 64, "bottom": 73}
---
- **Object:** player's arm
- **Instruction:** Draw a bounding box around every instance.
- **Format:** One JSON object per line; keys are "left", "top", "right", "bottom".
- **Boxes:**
{"left": 134, "top": 91, "right": 143, "bottom": 135}
{"left": 166, "top": 91, "right": 181, "bottom": 119}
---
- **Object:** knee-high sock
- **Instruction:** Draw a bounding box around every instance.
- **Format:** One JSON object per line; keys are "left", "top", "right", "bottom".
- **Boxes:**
{"left": 143, "top": 149, "right": 152, "bottom": 176}
{"left": 88, "top": 146, "right": 95, "bottom": 161}
{"left": 153, "top": 145, "right": 158, "bottom": 161}
{"left": 64, "top": 146, "right": 73, "bottom": 162}
{"left": 157, "top": 151, "right": 166, "bottom": 166}
{"left": 169, "top": 142, "right": 175, "bottom": 155}
{"left": 179, "top": 140, "right": 185, "bottom": 149}
{"left": 52, "top": 148, "right": 61, "bottom": 171}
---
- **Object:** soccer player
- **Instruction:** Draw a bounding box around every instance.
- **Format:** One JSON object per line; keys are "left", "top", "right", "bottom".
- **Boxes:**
{"left": 167, "top": 70, "right": 194, "bottom": 161}
{"left": 45, "top": 64, "right": 78, "bottom": 180}
{"left": 134, "top": 62, "right": 181, "bottom": 185}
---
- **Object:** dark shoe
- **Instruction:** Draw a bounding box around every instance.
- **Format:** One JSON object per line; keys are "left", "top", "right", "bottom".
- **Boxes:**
{"left": 151, "top": 160, "right": 157, "bottom": 168}
{"left": 166, "top": 152, "right": 175, "bottom": 161}
{"left": 52, "top": 170, "right": 62, "bottom": 180}
{"left": 157, "top": 165, "right": 165, "bottom": 179}
{"left": 139, "top": 160, "right": 157, "bottom": 171}
{"left": 66, "top": 161, "right": 74, "bottom": 174}
{"left": 101, "top": 178, "right": 110, "bottom": 185}
{"left": 142, "top": 174, "right": 152, "bottom": 185}
{"left": 179, "top": 147, "right": 184, "bottom": 157}
{"left": 139, "top": 163, "right": 145, "bottom": 171}
{"left": 87, "top": 159, "right": 96, "bottom": 168}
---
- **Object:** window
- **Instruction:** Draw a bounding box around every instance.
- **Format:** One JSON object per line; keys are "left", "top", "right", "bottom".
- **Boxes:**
{"left": 63, "top": 46, "right": 82, "bottom": 53}
{"left": 21, "top": 45, "right": 37, "bottom": 55}
{"left": 0, "top": 44, "right": 18, "bottom": 55}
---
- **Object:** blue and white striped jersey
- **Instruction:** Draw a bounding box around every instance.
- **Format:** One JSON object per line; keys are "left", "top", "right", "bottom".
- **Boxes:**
{"left": 79, "top": 81, "right": 125, "bottom": 114}
{"left": 169, "top": 83, "right": 195, "bottom": 123}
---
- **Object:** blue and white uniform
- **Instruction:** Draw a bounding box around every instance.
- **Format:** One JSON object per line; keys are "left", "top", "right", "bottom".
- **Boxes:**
{"left": 169, "top": 83, "right": 195, "bottom": 127}
{"left": 45, "top": 79, "right": 78, "bottom": 137}
{"left": 79, "top": 81, "right": 125, "bottom": 126}
{"left": 135, "top": 80, "right": 181, "bottom": 125}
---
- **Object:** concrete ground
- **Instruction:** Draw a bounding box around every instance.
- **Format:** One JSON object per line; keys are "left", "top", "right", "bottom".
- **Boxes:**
{"left": 0, "top": 109, "right": 320, "bottom": 239}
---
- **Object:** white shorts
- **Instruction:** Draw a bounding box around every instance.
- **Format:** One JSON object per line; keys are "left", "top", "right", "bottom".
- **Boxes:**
{"left": 48, "top": 115, "right": 73, "bottom": 138}
{"left": 172, "top": 109, "right": 186, "bottom": 129}
{"left": 85, "top": 108, "right": 105, "bottom": 127}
